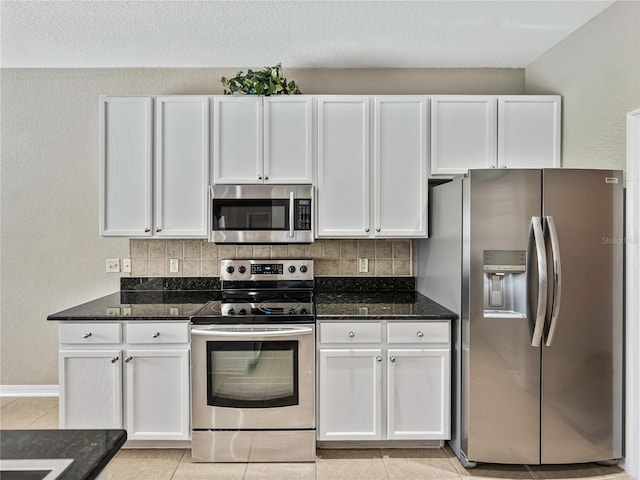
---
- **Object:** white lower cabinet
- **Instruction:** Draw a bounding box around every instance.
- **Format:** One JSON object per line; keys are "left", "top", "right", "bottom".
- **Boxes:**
{"left": 317, "top": 320, "right": 450, "bottom": 442}
{"left": 59, "top": 322, "right": 190, "bottom": 443}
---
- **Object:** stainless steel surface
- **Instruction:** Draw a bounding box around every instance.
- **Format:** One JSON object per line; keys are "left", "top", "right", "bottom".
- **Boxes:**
{"left": 289, "top": 191, "right": 295, "bottom": 238}
{"left": 540, "top": 169, "right": 623, "bottom": 464}
{"left": 220, "top": 259, "right": 314, "bottom": 283}
{"left": 465, "top": 169, "right": 542, "bottom": 465}
{"left": 83, "top": 332, "right": 91, "bottom": 338}
{"left": 530, "top": 216, "right": 548, "bottom": 347}
{"left": 418, "top": 168, "right": 623, "bottom": 467}
{"left": 209, "top": 185, "right": 314, "bottom": 244}
{"left": 544, "top": 215, "right": 562, "bottom": 347}
{"left": 191, "top": 324, "right": 315, "bottom": 430}
{"left": 110, "top": 355, "right": 119, "bottom": 363}
{"left": 191, "top": 430, "right": 316, "bottom": 463}
{"left": 191, "top": 326, "right": 313, "bottom": 338}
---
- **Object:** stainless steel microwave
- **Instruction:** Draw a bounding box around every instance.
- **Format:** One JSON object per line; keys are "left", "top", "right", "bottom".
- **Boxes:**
{"left": 209, "top": 185, "right": 314, "bottom": 244}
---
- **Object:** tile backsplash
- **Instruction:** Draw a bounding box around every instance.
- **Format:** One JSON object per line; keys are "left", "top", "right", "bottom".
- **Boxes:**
{"left": 129, "top": 239, "right": 413, "bottom": 277}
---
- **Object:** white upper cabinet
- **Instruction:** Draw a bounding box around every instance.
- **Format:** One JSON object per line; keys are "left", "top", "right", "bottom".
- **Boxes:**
{"left": 100, "top": 96, "right": 209, "bottom": 238}
{"left": 430, "top": 96, "right": 497, "bottom": 176}
{"left": 374, "top": 96, "right": 428, "bottom": 237}
{"left": 498, "top": 96, "right": 561, "bottom": 169}
{"left": 212, "top": 96, "right": 313, "bottom": 184}
{"left": 317, "top": 96, "right": 371, "bottom": 237}
{"left": 100, "top": 97, "right": 153, "bottom": 236}
{"left": 155, "top": 96, "right": 209, "bottom": 237}
{"left": 430, "top": 95, "right": 561, "bottom": 176}
{"left": 317, "top": 96, "right": 428, "bottom": 238}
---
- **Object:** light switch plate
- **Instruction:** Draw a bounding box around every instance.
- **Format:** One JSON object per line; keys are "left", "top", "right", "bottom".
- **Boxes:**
{"left": 170, "top": 259, "right": 179, "bottom": 273}
{"left": 122, "top": 258, "right": 131, "bottom": 273}
{"left": 359, "top": 258, "right": 369, "bottom": 273}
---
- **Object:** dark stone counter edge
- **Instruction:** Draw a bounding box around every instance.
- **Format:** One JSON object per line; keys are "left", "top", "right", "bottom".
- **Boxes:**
{"left": 47, "top": 315, "right": 194, "bottom": 322}
{"left": 317, "top": 314, "right": 457, "bottom": 321}
{"left": 85, "top": 430, "right": 127, "bottom": 480}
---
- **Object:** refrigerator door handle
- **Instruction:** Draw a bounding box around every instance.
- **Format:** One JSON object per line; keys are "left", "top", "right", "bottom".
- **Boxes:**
{"left": 530, "top": 216, "right": 548, "bottom": 347}
{"left": 544, "top": 216, "right": 562, "bottom": 347}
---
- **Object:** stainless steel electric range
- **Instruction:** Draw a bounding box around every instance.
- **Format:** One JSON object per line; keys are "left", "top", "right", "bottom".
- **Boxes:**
{"left": 190, "top": 259, "right": 315, "bottom": 463}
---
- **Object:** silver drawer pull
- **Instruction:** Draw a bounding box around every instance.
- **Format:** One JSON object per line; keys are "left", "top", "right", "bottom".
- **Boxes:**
{"left": 348, "top": 331, "right": 355, "bottom": 338}
{"left": 83, "top": 332, "right": 92, "bottom": 339}
{"left": 376, "top": 355, "right": 382, "bottom": 362}
{"left": 417, "top": 331, "right": 424, "bottom": 337}
{"left": 110, "top": 356, "right": 119, "bottom": 364}
{"left": 125, "top": 356, "right": 133, "bottom": 363}
{"left": 152, "top": 332, "right": 160, "bottom": 338}
{"left": 390, "top": 356, "right": 396, "bottom": 363}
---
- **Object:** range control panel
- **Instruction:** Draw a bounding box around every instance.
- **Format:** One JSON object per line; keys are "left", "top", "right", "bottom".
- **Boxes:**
{"left": 220, "top": 259, "right": 314, "bottom": 282}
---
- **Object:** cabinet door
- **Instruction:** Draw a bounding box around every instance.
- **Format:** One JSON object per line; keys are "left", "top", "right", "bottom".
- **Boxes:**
{"left": 212, "top": 96, "right": 263, "bottom": 184}
{"left": 100, "top": 96, "right": 153, "bottom": 236}
{"left": 430, "top": 96, "right": 497, "bottom": 176}
{"left": 264, "top": 96, "right": 313, "bottom": 184}
{"left": 317, "top": 96, "right": 370, "bottom": 237}
{"left": 318, "top": 348, "right": 382, "bottom": 440}
{"left": 387, "top": 348, "right": 450, "bottom": 440}
{"left": 125, "top": 349, "right": 190, "bottom": 441}
{"left": 498, "top": 96, "right": 561, "bottom": 169}
{"left": 59, "top": 350, "right": 122, "bottom": 429}
{"left": 155, "top": 96, "right": 209, "bottom": 237}
{"left": 374, "top": 96, "right": 428, "bottom": 237}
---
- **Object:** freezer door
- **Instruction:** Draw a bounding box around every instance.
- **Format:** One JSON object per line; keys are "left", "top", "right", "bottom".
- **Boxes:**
{"left": 464, "top": 169, "right": 542, "bottom": 464}
{"left": 541, "top": 169, "right": 623, "bottom": 463}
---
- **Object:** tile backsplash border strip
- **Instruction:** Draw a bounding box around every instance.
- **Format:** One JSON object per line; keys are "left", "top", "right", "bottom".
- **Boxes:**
{"left": 129, "top": 239, "right": 414, "bottom": 278}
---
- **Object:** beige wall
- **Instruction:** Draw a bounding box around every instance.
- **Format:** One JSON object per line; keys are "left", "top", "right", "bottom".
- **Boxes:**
{"left": 525, "top": 0, "right": 640, "bottom": 172}
{"left": 0, "top": 67, "right": 524, "bottom": 386}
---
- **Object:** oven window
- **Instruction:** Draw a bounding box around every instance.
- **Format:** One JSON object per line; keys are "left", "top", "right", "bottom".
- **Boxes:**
{"left": 213, "top": 199, "right": 289, "bottom": 231}
{"left": 206, "top": 341, "right": 299, "bottom": 408}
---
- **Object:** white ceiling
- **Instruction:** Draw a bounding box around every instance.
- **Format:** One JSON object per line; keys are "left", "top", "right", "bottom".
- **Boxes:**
{"left": 0, "top": 0, "right": 616, "bottom": 69}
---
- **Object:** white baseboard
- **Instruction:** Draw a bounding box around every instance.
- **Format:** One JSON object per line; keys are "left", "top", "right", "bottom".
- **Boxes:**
{"left": 0, "top": 385, "right": 59, "bottom": 397}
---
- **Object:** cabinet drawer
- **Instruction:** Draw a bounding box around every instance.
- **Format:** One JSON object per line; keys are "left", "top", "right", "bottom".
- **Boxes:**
{"left": 126, "top": 322, "right": 189, "bottom": 344}
{"left": 320, "top": 322, "right": 381, "bottom": 344}
{"left": 387, "top": 321, "right": 450, "bottom": 344}
{"left": 59, "top": 323, "right": 121, "bottom": 344}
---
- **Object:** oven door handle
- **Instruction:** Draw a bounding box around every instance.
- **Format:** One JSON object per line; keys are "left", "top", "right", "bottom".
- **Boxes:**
{"left": 191, "top": 326, "right": 314, "bottom": 337}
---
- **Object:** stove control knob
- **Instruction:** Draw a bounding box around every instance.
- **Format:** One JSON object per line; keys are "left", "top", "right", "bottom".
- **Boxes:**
{"left": 299, "top": 308, "right": 308, "bottom": 315}
{"left": 288, "top": 265, "right": 296, "bottom": 273}
{"left": 226, "top": 266, "right": 235, "bottom": 274}
{"left": 227, "top": 308, "right": 235, "bottom": 315}
{"left": 239, "top": 308, "right": 247, "bottom": 315}
{"left": 238, "top": 266, "right": 246, "bottom": 274}
{"left": 299, "top": 265, "right": 308, "bottom": 273}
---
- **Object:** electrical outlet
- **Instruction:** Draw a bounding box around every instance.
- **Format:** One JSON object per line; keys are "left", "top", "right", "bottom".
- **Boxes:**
{"left": 122, "top": 258, "right": 131, "bottom": 273}
{"left": 106, "top": 259, "right": 120, "bottom": 273}
{"left": 170, "top": 258, "right": 179, "bottom": 273}
{"left": 359, "top": 258, "right": 369, "bottom": 273}
{"left": 170, "top": 307, "right": 180, "bottom": 316}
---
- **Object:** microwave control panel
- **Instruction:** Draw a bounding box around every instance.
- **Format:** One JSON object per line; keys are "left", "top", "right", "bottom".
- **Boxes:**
{"left": 294, "top": 199, "right": 312, "bottom": 230}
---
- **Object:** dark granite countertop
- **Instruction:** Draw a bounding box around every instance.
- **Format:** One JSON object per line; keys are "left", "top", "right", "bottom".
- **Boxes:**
{"left": 0, "top": 429, "right": 126, "bottom": 480}
{"left": 315, "top": 290, "right": 457, "bottom": 320}
{"left": 47, "top": 290, "right": 220, "bottom": 321}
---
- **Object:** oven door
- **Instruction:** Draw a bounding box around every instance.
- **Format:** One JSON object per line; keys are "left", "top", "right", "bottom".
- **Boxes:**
{"left": 191, "top": 325, "right": 315, "bottom": 430}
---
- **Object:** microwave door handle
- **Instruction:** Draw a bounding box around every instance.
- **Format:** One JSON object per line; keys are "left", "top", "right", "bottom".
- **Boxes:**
{"left": 289, "top": 192, "right": 295, "bottom": 238}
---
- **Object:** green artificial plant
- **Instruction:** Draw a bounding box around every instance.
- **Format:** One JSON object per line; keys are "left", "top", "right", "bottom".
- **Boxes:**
{"left": 220, "top": 64, "right": 301, "bottom": 95}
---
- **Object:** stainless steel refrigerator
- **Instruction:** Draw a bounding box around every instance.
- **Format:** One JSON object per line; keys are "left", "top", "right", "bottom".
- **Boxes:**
{"left": 417, "top": 169, "right": 623, "bottom": 467}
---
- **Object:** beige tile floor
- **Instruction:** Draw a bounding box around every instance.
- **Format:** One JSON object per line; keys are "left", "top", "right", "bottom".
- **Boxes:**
{"left": 0, "top": 397, "right": 633, "bottom": 480}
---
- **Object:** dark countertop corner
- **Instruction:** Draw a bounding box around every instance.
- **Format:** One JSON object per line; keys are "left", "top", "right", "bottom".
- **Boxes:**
{"left": 0, "top": 429, "right": 126, "bottom": 480}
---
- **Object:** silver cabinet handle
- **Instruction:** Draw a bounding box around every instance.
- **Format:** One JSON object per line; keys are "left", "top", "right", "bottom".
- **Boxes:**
{"left": 545, "top": 216, "right": 562, "bottom": 347}
{"left": 390, "top": 356, "right": 396, "bottom": 363}
{"left": 152, "top": 332, "right": 160, "bottom": 338}
{"left": 125, "top": 356, "right": 133, "bottom": 363}
{"left": 258, "top": 175, "right": 263, "bottom": 180}
{"left": 144, "top": 228, "right": 150, "bottom": 233}
{"left": 289, "top": 192, "right": 295, "bottom": 238}
{"left": 376, "top": 227, "right": 381, "bottom": 232}
{"left": 365, "top": 228, "right": 370, "bottom": 233}
{"left": 529, "top": 216, "right": 548, "bottom": 347}
{"left": 83, "top": 332, "right": 92, "bottom": 339}
{"left": 110, "top": 356, "right": 119, "bottom": 364}
{"left": 417, "top": 331, "right": 424, "bottom": 337}
{"left": 348, "top": 331, "right": 355, "bottom": 338}
{"left": 491, "top": 165, "right": 496, "bottom": 168}
{"left": 265, "top": 176, "right": 269, "bottom": 180}
{"left": 156, "top": 228, "right": 161, "bottom": 233}
{"left": 376, "top": 355, "right": 382, "bottom": 362}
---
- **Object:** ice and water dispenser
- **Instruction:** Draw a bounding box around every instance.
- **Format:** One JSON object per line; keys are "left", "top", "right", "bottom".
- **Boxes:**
{"left": 483, "top": 250, "right": 527, "bottom": 318}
